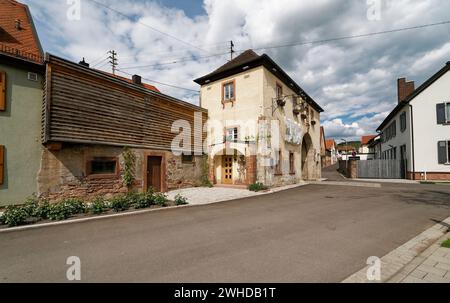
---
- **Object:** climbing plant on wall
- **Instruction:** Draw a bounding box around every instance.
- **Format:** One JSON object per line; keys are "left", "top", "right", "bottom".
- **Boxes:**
{"left": 122, "top": 147, "right": 136, "bottom": 189}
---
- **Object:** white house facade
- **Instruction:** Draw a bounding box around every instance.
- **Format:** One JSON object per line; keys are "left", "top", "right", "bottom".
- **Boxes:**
{"left": 377, "top": 62, "right": 450, "bottom": 180}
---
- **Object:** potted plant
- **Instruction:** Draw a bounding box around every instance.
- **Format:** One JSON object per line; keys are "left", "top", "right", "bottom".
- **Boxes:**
{"left": 276, "top": 98, "right": 286, "bottom": 107}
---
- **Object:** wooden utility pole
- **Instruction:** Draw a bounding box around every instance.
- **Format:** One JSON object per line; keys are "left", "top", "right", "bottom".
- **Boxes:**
{"left": 108, "top": 50, "right": 118, "bottom": 74}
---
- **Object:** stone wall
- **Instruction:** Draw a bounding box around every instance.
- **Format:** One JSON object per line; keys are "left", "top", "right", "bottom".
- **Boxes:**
{"left": 38, "top": 144, "right": 206, "bottom": 201}
{"left": 338, "top": 159, "right": 358, "bottom": 178}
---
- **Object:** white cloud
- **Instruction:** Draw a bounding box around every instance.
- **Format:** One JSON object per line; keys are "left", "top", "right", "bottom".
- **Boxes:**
{"left": 22, "top": 0, "right": 450, "bottom": 139}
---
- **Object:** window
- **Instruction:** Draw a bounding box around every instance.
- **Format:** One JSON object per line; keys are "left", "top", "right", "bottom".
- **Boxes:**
{"left": 182, "top": 154, "right": 194, "bottom": 164}
{"left": 88, "top": 157, "right": 117, "bottom": 176}
{"left": 289, "top": 152, "right": 295, "bottom": 174}
{"left": 223, "top": 81, "right": 235, "bottom": 102}
{"left": 438, "top": 141, "right": 450, "bottom": 164}
{"left": 400, "top": 112, "right": 407, "bottom": 132}
{"left": 437, "top": 102, "right": 450, "bottom": 124}
{"left": 226, "top": 128, "right": 238, "bottom": 142}
{"left": 447, "top": 103, "right": 450, "bottom": 123}
{"left": 0, "top": 71, "right": 6, "bottom": 111}
{"left": 0, "top": 145, "right": 4, "bottom": 185}
{"left": 276, "top": 83, "right": 283, "bottom": 100}
{"left": 275, "top": 150, "right": 282, "bottom": 175}
{"left": 384, "top": 121, "right": 397, "bottom": 142}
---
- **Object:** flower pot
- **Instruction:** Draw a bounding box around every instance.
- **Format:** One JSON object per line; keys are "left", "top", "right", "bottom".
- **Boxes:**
{"left": 277, "top": 99, "right": 286, "bottom": 107}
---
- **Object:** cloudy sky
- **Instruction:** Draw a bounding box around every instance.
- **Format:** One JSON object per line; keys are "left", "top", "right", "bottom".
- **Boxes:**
{"left": 22, "top": 0, "right": 450, "bottom": 141}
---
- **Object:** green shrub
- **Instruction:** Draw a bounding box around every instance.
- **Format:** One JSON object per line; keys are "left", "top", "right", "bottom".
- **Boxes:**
{"left": 134, "top": 192, "right": 154, "bottom": 209}
{"left": 174, "top": 194, "right": 188, "bottom": 206}
{"left": 2, "top": 205, "right": 29, "bottom": 227}
{"left": 110, "top": 195, "right": 130, "bottom": 212}
{"left": 154, "top": 193, "right": 168, "bottom": 207}
{"left": 36, "top": 200, "right": 51, "bottom": 220}
{"left": 48, "top": 203, "right": 73, "bottom": 221}
{"left": 90, "top": 198, "right": 108, "bottom": 215}
{"left": 63, "top": 199, "right": 86, "bottom": 215}
{"left": 22, "top": 196, "right": 40, "bottom": 217}
{"left": 248, "top": 182, "right": 268, "bottom": 192}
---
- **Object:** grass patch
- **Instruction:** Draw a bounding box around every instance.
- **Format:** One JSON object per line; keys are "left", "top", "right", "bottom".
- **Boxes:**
{"left": 442, "top": 238, "right": 450, "bottom": 248}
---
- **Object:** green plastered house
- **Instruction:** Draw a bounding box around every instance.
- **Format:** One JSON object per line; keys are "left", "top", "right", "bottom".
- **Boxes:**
{"left": 0, "top": 0, "right": 45, "bottom": 205}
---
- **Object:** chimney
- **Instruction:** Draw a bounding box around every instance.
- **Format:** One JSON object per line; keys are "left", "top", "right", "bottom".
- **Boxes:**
{"left": 78, "top": 58, "right": 89, "bottom": 68}
{"left": 397, "top": 78, "right": 415, "bottom": 103}
{"left": 132, "top": 75, "right": 142, "bottom": 85}
{"left": 15, "top": 19, "right": 22, "bottom": 30}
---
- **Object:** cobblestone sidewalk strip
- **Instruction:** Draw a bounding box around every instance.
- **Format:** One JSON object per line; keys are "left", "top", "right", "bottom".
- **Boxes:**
{"left": 342, "top": 216, "right": 450, "bottom": 283}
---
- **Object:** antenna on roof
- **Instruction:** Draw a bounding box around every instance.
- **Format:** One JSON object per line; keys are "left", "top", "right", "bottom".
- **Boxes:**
{"left": 108, "top": 50, "right": 118, "bottom": 75}
{"left": 230, "top": 40, "right": 235, "bottom": 60}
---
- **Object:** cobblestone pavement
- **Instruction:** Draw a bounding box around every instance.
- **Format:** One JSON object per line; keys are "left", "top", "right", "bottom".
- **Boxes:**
{"left": 389, "top": 233, "right": 450, "bottom": 283}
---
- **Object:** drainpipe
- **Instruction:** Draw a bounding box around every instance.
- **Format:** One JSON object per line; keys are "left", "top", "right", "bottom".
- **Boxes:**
{"left": 409, "top": 104, "right": 416, "bottom": 180}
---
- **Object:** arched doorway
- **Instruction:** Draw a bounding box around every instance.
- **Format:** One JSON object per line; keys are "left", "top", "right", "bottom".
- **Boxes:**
{"left": 210, "top": 145, "right": 248, "bottom": 185}
{"left": 301, "top": 133, "right": 314, "bottom": 180}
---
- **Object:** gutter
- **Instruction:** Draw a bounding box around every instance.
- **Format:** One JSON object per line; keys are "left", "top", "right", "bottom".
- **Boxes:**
{"left": 409, "top": 104, "right": 416, "bottom": 180}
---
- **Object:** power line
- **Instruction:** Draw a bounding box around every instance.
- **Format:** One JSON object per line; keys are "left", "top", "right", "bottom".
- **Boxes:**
{"left": 245, "top": 20, "right": 450, "bottom": 52}
{"left": 116, "top": 69, "right": 199, "bottom": 93}
{"left": 117, "top": 20, "right": 450, "bottom": 71}
{"left": 86, "top": 0, "right": 210, "bottom": 54}
{"left": 89, "top": 51, "right": 110, "bottom": 66}
{"left": 119, "top": 51, "right": 230, "bottom": 70}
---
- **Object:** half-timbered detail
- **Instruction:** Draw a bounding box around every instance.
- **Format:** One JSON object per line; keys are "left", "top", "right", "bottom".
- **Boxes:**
{"left": 37, "top": 54, "right": 208, "bottom": 201}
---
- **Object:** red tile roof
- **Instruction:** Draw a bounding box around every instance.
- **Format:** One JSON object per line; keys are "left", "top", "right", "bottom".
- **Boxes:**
{"left": 361, "top": 135, "right": 377, "bottom": 146}
{"left": 107, "top": 73, "right": 160, "bottom": 93}
{"left": 325, "top": 139, "right": 336, "bottom": 150}
{"left": 0, "top": 0, "right": 43, "bottom": 63}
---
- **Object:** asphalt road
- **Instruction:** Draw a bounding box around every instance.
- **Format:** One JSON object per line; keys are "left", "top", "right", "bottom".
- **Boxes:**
{"left": 1, "top": 182, "right": 450, "bottom": 282}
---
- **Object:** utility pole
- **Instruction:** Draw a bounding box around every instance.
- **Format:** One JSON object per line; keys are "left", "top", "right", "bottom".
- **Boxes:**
{"left": 230, "top": 40, "right": 235, "bottom": 60}
{"left": 108, "top": 50, "right": 118, "bottom": 75}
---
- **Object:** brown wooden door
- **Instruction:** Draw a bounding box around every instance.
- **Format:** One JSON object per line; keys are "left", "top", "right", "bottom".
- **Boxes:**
{"left": 147, "top": 156, "right": 162, "bottom": 192}
{"left": 222, "top": 156, "right": 233, "bottom": 184}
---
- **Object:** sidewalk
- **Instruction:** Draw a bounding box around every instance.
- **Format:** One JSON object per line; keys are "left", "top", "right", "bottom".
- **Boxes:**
{"left": 389, "top": 233, "right": 450, "bottom": 283}
{"left": 343, "top": 217, "right": 450, "bottom": 283}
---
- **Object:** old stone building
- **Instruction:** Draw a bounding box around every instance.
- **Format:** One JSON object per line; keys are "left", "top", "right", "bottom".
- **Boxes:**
{"left": 38, "top": 54, "right": 208, "bottom": 201}
{"left": 194, "top": 50, "right": 323, "bottom": 187}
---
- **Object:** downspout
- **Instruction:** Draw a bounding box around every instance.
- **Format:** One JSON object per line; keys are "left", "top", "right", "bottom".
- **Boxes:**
{"left": 409, "top": 104, "right": 416, "bottom": 180}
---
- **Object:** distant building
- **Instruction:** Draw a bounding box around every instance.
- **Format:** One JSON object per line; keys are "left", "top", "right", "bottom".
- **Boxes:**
{"left": 377, "top": 62, "right": 450, "bottom": 180}
{"left": 324, "top": 139, "right": 338, "bottom": 167}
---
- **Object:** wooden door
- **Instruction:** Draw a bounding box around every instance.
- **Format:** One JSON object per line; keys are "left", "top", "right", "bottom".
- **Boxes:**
{"left": 147, "top": 156, "right": 162, "bottom": 192}
{"left": 222, "top": 156, "right": 233, "bottom": 184}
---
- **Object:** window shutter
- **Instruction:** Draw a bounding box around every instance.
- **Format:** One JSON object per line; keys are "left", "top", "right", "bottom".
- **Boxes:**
{"left": 436, "top": 103, "right": 446, "bottom": 124}
{"left": 438, "top": 141, "right": 447, "bottom": 164}
{"left": 0, "top": 145, "right": 4, "bottom": 185}
{"left": 0, "top": 71, "right": 6, "bottom": 111}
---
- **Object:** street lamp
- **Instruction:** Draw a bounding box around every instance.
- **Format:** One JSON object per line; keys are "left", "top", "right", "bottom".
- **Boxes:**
{"left": 340, "top": 138, "right": 348, "bottom": 173}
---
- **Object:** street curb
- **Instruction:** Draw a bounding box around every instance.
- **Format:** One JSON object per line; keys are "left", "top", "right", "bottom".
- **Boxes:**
{"left": 342, "top": 216, "right": 450, "bottom": 283}
{"left": 0, "top": 183, "right": 310, "bottom": 233}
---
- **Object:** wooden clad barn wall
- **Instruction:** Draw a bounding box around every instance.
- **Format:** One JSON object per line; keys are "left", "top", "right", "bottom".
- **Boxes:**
{"left": 44, "top": 57, "right": 207, "bottom": 152}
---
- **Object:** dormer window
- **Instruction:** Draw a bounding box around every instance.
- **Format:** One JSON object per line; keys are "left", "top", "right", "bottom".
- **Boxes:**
{"left": 222, "top": 81, "right": 235, "bottom": 102}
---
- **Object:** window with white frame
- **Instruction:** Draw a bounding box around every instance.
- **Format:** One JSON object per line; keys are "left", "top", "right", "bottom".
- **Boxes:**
{"left": 226, "top": 128, "right": 238, "bottom": 142}
{"left": 447, "top": 103, "right": 450, "bottom": 123}
{"left": 223, "top": 81, "right": 235, "bottom": 102}
{"left": 400, "top": 112, "right": 407, "bottom": 132}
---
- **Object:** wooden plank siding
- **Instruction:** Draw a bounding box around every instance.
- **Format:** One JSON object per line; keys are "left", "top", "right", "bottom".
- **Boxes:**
{"left": 43, "top": 55, "right": 207, "bottom": 153}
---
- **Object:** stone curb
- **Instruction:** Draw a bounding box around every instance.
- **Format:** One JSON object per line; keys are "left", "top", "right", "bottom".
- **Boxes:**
{"left": 342, "top": 216, "right": 450, "bottom": 283}
{"left": 0, "top": 183, "right": 310, "bottom": 233}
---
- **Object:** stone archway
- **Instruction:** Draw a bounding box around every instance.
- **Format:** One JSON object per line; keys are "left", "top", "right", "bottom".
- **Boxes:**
{"left": 301, "top": 133, "right": 314, "bottom": 181}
